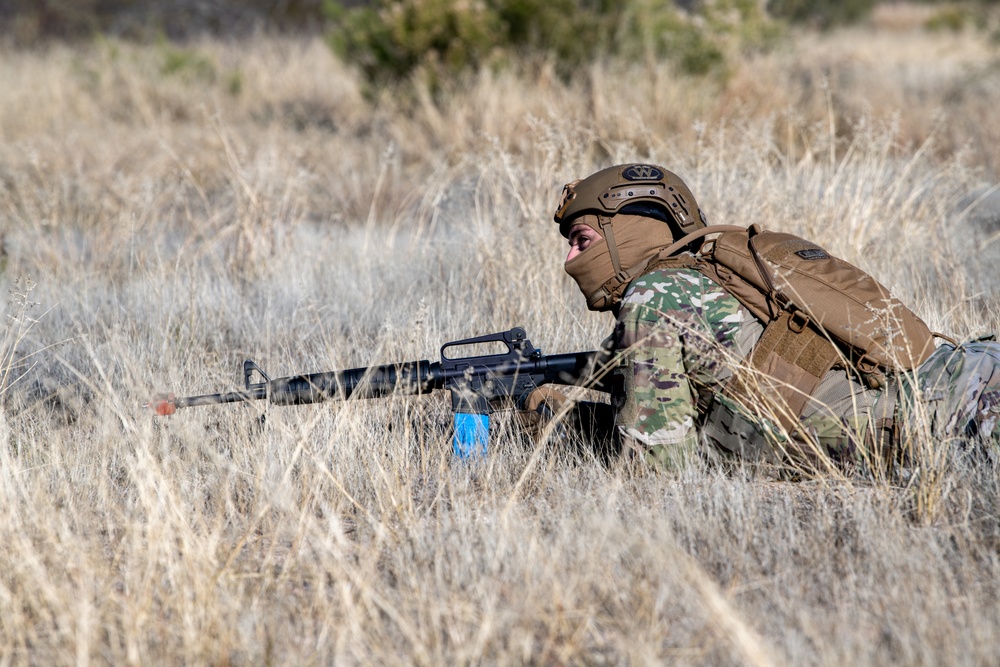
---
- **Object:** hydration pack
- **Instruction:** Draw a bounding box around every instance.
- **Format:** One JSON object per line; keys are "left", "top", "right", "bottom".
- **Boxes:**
{"left": 651, "top": 224, "right": 936, "bottom": 430}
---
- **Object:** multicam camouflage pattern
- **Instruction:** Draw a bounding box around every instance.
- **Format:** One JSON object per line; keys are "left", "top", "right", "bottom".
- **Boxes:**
{"left": 905, "top": 340, "right": 1000, "bottom": 446}
{"left": 611, "top": 267, "right": 751, "bottom": 467}
{"left": 702, "top": 392, "right": 876, "bottom": 471}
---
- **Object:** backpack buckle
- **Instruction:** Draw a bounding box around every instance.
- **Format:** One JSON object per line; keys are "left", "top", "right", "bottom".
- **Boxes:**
{"left": 856, "top": 354, "right": 878, "bottom": 373}
{"left": 856, "top": 354, "right": 883, "bottom": 388}
{"left": 787, "top": 310, "right": 810, "bottom": 334}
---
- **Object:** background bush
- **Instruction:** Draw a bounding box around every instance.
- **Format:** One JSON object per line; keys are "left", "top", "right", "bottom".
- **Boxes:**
{"left": 326, "top": 0, "right": 778, "bottom": 88}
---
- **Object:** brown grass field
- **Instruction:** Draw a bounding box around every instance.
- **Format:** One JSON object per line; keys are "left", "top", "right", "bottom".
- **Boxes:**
{"left": 3, "top": 6, "right": 1000, "bottom": 664}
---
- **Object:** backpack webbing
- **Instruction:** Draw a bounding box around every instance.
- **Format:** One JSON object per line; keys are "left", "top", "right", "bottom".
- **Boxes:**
{"left": 727, "top": 310, "right": 843, "bottom": 430}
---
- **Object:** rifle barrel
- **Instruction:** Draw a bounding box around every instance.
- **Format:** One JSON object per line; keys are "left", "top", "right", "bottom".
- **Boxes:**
{"left": 175, "top": 387, "right": 268, "bottom": 408}
{"left": 269, "top": 360, "right": 440, "bottom": 405}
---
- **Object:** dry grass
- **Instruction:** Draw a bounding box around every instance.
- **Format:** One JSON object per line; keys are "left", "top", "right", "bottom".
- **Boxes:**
{"left": 2, "top": 16, "right": 1000, "bottom": 665}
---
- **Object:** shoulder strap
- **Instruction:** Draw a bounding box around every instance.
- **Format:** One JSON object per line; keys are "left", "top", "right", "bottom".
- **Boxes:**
{"left": 655, "top": 225, "right": 748, "bottom": 261}
{"left": 641, "top": 224, "right": 750, "bottom": 278}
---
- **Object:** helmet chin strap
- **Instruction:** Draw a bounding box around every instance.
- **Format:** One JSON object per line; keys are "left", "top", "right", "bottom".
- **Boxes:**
{"left": 584, "top": 215, "right": 644, "bottom": 310}
{"left": 597, "top": 215, "right": 629, "bottom": 285}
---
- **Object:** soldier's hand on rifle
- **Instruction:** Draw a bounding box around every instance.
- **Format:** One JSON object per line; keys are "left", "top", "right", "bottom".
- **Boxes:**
{"left": 518, "top": 386, "right": 573, "bottom": 437}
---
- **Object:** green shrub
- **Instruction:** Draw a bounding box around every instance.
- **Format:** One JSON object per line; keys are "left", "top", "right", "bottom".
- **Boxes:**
{"left": 326, "top": 0, "right": 504, "bottom": 86}
{"left": 495, "top": 0, "right": 644, "bottom": 73}
{"left": 618, "top": 0, "right": 776, "bottom": 76}
{"left": 325, "top": 0, "right": 777, "bottom": 89}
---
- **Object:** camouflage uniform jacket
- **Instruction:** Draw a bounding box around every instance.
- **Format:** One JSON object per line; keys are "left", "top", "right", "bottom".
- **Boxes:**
{"left": 610, "top": 265, "right": 882, "bottom": 468}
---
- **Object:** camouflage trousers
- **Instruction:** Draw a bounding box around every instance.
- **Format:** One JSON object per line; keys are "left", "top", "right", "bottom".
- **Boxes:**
{"left": 700, "top": 339, "right": 1000, "bottom": 470}
{"left": 905, "top": 338, "right": 1000, "bottom": 445}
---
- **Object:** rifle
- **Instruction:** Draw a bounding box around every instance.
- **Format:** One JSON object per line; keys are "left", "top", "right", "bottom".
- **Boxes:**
{"left": 148, "top": 327, "right": 611, "bottom": 457}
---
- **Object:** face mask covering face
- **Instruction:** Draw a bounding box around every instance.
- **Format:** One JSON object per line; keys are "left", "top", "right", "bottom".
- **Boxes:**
{"left": 564, "top": 214, "right": 677, "bottom": 311}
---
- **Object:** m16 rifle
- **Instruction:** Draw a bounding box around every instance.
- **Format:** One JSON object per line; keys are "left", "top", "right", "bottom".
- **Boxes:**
{"left": 148, "top": 327, "right": 612, "bottom": 457}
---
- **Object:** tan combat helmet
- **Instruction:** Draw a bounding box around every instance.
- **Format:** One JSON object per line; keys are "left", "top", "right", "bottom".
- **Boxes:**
{"left": 557, "top": 164, "right": 710, "bottom": 311}
{"left": 554, "top": 163, "right": 707, "bottom": 238}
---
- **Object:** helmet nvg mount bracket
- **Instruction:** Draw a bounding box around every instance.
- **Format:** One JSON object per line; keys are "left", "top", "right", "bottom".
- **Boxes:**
{"left": 554, "top": 163, "right": 707, "bottom": 238}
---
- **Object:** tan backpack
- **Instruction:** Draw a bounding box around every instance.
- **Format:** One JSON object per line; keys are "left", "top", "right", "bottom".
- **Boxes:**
{"left": 651, "top": 224, "right": 936, "bottom": 430}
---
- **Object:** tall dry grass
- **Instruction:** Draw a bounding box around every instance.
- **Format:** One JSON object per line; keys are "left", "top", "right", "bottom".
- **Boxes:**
{"left": 2, "top": 15, "right": 1000, "bottom": 664}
